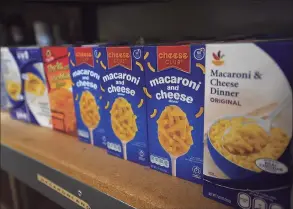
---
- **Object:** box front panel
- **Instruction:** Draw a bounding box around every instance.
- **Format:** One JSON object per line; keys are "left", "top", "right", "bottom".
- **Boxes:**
{"left": 145, "top": 45, "right": 205, "bottom": 184}
{"left": 204, "top": 41, "right": 293, "bottom": 208}
{"left": 98, "top": 46, "right": 148, "bottom": 165}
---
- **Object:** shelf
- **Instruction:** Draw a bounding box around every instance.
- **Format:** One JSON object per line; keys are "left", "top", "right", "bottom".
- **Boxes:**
{"left": 0, "top": 112, "right": 230, "bottom": 209}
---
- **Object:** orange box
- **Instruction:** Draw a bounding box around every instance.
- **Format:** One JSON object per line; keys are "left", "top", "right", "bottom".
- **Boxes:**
{"left": 42, "top": 47, "right": 77, "bottom": 136}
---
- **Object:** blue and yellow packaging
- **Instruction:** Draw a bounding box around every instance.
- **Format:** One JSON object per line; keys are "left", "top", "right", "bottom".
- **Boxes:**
{"left": 1, "top": 47, "right": 51, "bottom": 127}
{"left": 203, "top": 40, "right": 292, "bottom": 208}
{"left": 96, "top": 46, "right": 149, "bottom": 165}
{"left": 69, "top": 46, "right": 106, "bottom": 148}
{"left": 144, "top": 44, "right": 205, "bottom": 184}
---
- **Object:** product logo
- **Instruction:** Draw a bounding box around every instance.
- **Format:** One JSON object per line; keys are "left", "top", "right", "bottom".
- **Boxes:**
{"left": 192, "top": 166, "right": 201, "bottom": 179}
{"left": 212, "top": 51, "right": 224, "bottom": 66}
{"left": 45, "top": 49, "right": 54, "bottom": 62}
{"left": 47, "top": 62, "right": 69, "bottom": 72}
{"left": 17, "top": 51, "right": 29, "bottom": 61}
{"left": 107, "top": 47, "right": 132, "bottom": 70}
{"left": 139, "top": 150, "right": 145, "bottom": 158}
{"left": 157, "top": 45, "right": 190, "bottom": 73}
{"left": 133, "top": 49, "right": 142, "bottom": 59}
{"left": 16, "top": 110, "right": 28, "bottom": 121}
{"left": 74, "top": 47, "right": 94, "bottom": 67}
{"left": 193, "top": 48, "right": 205, "bottom": 60}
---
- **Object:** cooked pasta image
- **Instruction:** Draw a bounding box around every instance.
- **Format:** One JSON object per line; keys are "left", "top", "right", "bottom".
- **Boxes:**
{"left": 24, "top": 73, "right": 46, "bottom": 96}
{"left": 79, "top": 91, "right": 100, "bottom": 129}
{"left": 110, "top": 97, "right": 138, "bottom": 142}
{"left": 6, "top": 80, "right": 21, "bottom": 101}
{"left": 49, "top": 88, "right": 76, "bottom": 133}
{"left": 157, "top": 105, "right": 194, "bottom": 157}
{"left": 209, "top": 117, "right": 290, "bottom": 172}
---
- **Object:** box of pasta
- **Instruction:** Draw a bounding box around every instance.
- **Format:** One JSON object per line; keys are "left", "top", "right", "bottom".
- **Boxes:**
{"left": 203, "top": 40, "right": 293, "bottom": 208}
{"left": 68, "top": 46, "right": 106, "bottom": 148}
{"left": 144, "top": 44, "right": 205, "bottom": 184}
{"left": 1, "top": 47, "right": 51, "bottom": 127}
{"left": 42, "top": 47, "right": 77, "bottom": 135}
{"left": 1, "top": 47, "right": 14, "bottom": 111}
{"left": 97, "top": 46, "right": 149, "bottom": 165}
{"left": 1, "top": 47, "right": 29, "bottom": 122}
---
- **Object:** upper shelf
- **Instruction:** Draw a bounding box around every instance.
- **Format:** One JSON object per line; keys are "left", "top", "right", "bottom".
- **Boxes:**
{"left": 23, "top": 0, "right": 167, "bottom": 3}
{"left": 0, "top": 112, "right": 230, "bottom": 209}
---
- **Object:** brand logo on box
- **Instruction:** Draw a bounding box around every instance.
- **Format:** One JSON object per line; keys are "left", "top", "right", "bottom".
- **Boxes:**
{"left": 74, "top": 47, "right": 94, "bottom": 67}
{"left": 106, "top": 47, "right": 132, "bottom": 70}
{"left": 157, "top": 45, "right": 190, "bottom": 73}
{"left": 16, "top": 110, "right": 28, "bottom": 120}
{"left": 16, "top": 51, "right": 29, "bottom": 61}
{"left": 212, "top": 51, "right": 224, "bottom": 66}
{"left": 45, "top": 49, "right": 54, "bottom": 62}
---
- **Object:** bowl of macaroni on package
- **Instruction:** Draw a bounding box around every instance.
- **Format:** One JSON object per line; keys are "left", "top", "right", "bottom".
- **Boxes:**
{"left": 145, "top": 44, "right": 205, "bottom": 184}
{"left": 42, "top": 47, "right": 77, "bottom": 135}
{"left": 68, "top": 46, "right": 106, "bottom": 148}
{"left": 97, "top": 45, "right": 148, "bottom": 166}
{"left": 203, "top": 40, "right": 292, "bottom": 209}
{"left": 207, "top": 115, "right": 291, "bottom": 179}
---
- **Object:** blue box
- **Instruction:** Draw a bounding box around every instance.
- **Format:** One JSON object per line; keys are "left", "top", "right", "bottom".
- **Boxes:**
{"left": 203, "top": 40, "right": 293, "bottom": 208}
{"left": 96, "top": 46, "right": 149, "bottom": 166}
{"left": 144, "top": 44, "right": 205, "bottom": 184}
{"left": 1, "top": 47, "right": 11, "bottom": 111}
{"left": 69, "top": 46, "right": 107, "bottom": 148}
{"left": 1, "top": 47, "right": 51, "bottom": 127}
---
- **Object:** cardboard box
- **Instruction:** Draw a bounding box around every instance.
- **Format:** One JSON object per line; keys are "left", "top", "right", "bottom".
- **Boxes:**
{"left": 42, "top": 47, "right": 77, "bottom": 135}
{"left": 1, "top": 47, "right": 51, "bottom": 127}
{"left": 144, "top": 44, "right": 205, "bottom": 184}
{"left": 203, "top": 40, "right": 293, "bottom": 208}
{"left": 98, "top": 46, "right": 149, "bottom": 166}
{"left": 69, "top": 46, "right": 106, "bottom": 148}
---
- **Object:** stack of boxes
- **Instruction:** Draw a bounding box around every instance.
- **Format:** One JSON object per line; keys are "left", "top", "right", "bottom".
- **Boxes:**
{"left": 1, "top": 40, "right": 292, "bottom": 209}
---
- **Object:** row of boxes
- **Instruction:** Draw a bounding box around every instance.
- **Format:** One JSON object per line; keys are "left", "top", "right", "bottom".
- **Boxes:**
{"left": 1, "top": 40, "right": 292, "bottom": 209}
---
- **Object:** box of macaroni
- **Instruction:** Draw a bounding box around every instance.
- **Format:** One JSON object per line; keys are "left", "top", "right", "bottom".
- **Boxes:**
{"left": 1, "top": 47, "right": 13, "bottom": 111}
{"left": 144, "top": 44, "right": 205, "bottom": 184}
{"left": 203, "top": 40, "right": 293, "bottom": 209}
{"left": 1, "top": 47, "right": 51, "bottom": 127}
{"left": 97, "top": 45, "right": 149, "bottom": 166}
{"left": 68, "top": 46, "right": 106, "bottom": 148}
{"left": 42, "top": 47, "right": 77, "bottom": 135}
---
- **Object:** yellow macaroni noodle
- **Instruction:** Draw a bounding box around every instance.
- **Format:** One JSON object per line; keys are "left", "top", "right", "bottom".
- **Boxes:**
{"left": 79, "top": 91, "right": 100, "bottom": 129}
{"left": 157, "top": 105, "right": 194, "bottom": 156}
{"left": 24, "top": 73, "right": 45, "bottom": 96}
{"left": 110, "top": 97, "right": 138, "bottom": 142}
{"left": 147, "top": 62, "right": 156, "bottom": 72}
{"left": 6, "top": 80, "right": 21, "bottom": 101}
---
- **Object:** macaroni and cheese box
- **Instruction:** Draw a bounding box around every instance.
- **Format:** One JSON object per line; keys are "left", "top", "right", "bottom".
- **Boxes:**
{"left": 203, "top": 40, "right": 292, "bottom": 208}
{"left": 1, "top": 47, "right": 51, "bottom": 127}
{"left": 144, "top": 45, "right": 205, "bottom": 184}
{"left": 42, "top": 47, "right": 77, "bottom": 135}
{"left": 69, "top": 46, "right": 106, "bottom": 148}
{"left": 97, "top": 46, "right": 149, "bottom": 166}
{"left": 1, "top": 47, "right": 28, "bottom": 120}
{"left": 1, "top": 47, "right": 12, "bottom": 111}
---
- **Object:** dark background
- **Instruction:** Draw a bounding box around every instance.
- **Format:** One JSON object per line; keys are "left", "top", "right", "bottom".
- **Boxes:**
{"left": 1, "top": 0, "right": 293, "bottom": 46}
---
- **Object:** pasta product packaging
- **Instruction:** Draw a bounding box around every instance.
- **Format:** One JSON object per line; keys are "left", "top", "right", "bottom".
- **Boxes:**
{"left": 42, "top": 47, "right": 77, "bottom": 135}
{"left": 1, "top": 47, "right": 51, "bottom": 127}
{"left": 1, "top": 47, "right": 27, "bottom": 120}
{"left": 1, "top": 47, "right": 12, "bottom": 111}
{"left": 203, "top": 40, "right": 293, "bottom": 208}
{"left": 98, "top": 46, "right": 149, "bottom": 166}
{"left": 69, "top": 46, "right": 106, "bottom": 148}
{"left": 144, "top": 44, "right": 205, "bottom": 184}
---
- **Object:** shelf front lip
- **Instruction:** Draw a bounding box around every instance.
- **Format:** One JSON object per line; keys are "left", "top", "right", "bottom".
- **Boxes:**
{"left": 0, "top": 112, "right": 230, "bottom": 209}
{"left": 0, "top": 144, "right": 134, "bottom": 209}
